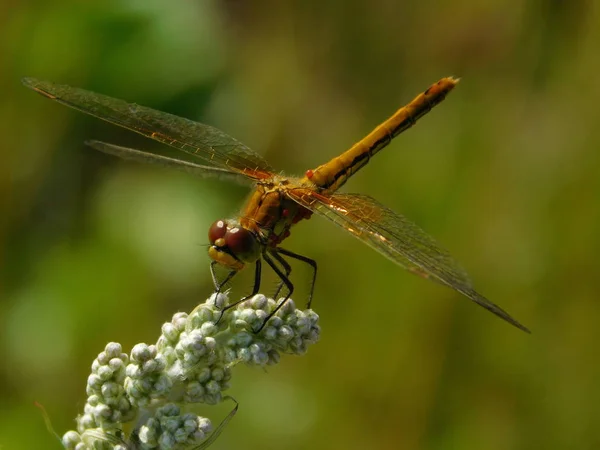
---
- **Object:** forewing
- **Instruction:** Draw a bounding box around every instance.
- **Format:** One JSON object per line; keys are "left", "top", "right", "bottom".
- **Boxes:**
{"left": 288, "top": 190, "right": 529, "bottom": 332}
{"left": 86, "top": 141, "right": 252, "bottom": 185}
{"left": 22, "top": 78, "right": 273, "bottom": 180}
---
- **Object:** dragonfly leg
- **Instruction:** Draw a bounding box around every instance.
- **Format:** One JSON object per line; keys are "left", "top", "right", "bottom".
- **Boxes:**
{"left": 255, "top": 251, "right": 294, "bottom": 333}
{"left": 216, "top": 259, "right": 262, "bottom": 324}
{"left": 270, "top": 251, "right": 292, "bottom": 300}
{"left": 210, "top": 260, "right": 238, "bottom": 295}
{"left": 274, "top": 247, "right": 317, "bottom": 309}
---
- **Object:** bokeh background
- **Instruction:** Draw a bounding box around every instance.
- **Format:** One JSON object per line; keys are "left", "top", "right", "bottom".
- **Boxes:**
{"left": 2, "top": 0, "right": 599, "bottom": 449}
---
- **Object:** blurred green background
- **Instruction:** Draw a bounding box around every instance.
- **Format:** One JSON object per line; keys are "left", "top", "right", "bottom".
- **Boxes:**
{"left": 2, "top": 0, "right": 599, "bottom": 448}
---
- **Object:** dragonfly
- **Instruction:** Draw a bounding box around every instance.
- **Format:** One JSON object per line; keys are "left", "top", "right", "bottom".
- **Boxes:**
{"left": 22, "top": 76, "right": 529, "bottom": 333}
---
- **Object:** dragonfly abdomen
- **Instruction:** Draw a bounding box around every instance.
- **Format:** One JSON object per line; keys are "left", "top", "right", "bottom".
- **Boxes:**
{"left": 305, "top": 77, "right": 459, "bottom": 192}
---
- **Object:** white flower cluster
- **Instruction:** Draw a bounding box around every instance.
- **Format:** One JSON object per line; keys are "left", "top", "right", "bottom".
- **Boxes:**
{"left": 62, "top": 293, "right": 320, "bottom": 449}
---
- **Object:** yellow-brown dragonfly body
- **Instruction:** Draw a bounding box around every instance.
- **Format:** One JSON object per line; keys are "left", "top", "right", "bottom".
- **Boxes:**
{"left": 23, "top": 76, "right": 529, "bottom": 333}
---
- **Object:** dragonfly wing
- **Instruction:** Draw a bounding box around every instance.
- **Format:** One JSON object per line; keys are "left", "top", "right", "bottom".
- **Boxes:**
{"left": 22, "top": 78, "right": 273, "bottom": 180}
{"left": 288, "top": 190, "right": 529, "bottom": 333}
{"left": 86, "top": 141, "right": 252, "bottom": 185}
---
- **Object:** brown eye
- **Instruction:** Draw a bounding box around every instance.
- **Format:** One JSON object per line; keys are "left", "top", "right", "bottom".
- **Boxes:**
{"left": 225, "top": 227, "right": 258, "bottom": 261}
{"left": 208, "top": 220, "right": 227, "bottom": 244}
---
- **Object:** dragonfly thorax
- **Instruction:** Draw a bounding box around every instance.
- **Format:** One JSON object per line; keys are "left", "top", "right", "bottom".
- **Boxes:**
{"left": 208, "top": 219, "right": 261, "bottom": 270}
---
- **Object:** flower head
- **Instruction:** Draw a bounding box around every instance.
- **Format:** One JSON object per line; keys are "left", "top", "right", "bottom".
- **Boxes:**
{"left": 62, "top": 293, "right": 320, "bottom": 449}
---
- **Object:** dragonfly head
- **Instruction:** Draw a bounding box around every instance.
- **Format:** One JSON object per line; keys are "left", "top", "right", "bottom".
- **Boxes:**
{"left": 208, "top": 219, "right": 261, "bottom": 270}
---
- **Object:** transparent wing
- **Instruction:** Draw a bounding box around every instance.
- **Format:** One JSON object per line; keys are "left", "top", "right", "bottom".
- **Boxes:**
{"left": 86, "top": 141, "right": 252, "bottom": 185}
{"left": 22, "top": 78, "right": 274, "bottom": 180}
{"left": 287, "top": 190, "right": 530, "bottom": 333}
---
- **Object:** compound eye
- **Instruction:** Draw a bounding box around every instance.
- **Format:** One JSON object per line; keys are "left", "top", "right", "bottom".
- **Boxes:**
{"left": 225, "top": 227, "right": 258, "bottom": 260}
{"left": 208, "top": 220, "right": 227, "bottom": 244}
